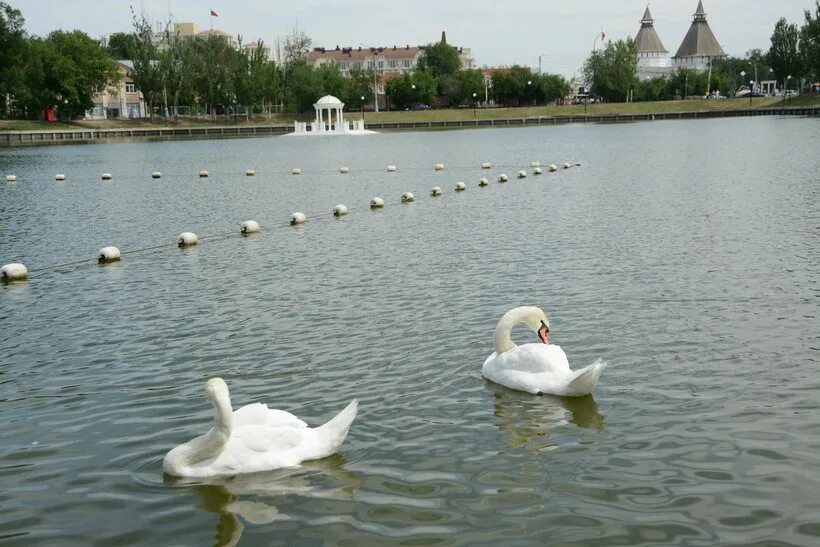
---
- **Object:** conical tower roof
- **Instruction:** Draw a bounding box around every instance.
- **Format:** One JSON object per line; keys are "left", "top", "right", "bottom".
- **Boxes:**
{"left": 674, "top": 1, "right": 725, "bottom": 58}
{"left": 634, "top": 6, "right": 667, "bottom": 53}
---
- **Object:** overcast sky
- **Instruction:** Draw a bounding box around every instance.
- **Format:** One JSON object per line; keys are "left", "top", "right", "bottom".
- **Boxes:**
{"left": 8, "top": 0, "right": 813, "bottom": 77}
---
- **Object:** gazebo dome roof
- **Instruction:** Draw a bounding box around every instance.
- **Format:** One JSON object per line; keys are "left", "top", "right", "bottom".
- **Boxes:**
{"left": 314, "top": 95, "right": 344, "bottom": 107}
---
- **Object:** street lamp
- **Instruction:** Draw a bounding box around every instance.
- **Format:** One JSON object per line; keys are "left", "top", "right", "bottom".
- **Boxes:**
{"left": 472, "top": 92, "right": 477, "bottom": 118}
{"left": 361, "top": 95, "right": 365, "bottom": 122}
{"left": 786, "top": 75, "right": 792, "bottom": 104}
{"left": 739, "top": 71, "right": 746, "bottom": 99}
{"left": 527, "top": 80, "right": 532, "bottom": 106}
{"left": 749, "top": 80, "right": 755, "bottom": 107}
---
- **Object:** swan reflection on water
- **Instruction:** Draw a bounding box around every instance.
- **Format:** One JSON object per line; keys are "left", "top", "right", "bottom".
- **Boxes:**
{"left": 165, "top": 455, "right": 362, "bottom": 547}
{"left": 491, "top": 388, "right": 605, "bottom": 449}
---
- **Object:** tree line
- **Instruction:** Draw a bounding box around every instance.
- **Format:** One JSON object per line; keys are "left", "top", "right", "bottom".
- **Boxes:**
{"left": 582, "top": 2, "right": 820, "bottom": 103}
{"left": 1, "top": 2, "right": 569, "bottom": 121}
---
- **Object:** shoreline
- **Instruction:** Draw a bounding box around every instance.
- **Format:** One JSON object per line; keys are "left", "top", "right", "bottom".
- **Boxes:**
{"left": 1, "top": 105, "right": 817, "bottom": 147}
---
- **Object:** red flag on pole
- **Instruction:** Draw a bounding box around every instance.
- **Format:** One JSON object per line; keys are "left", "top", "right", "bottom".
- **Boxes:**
{"left": 210, "top": 9, "right": 218, "bottom": 17}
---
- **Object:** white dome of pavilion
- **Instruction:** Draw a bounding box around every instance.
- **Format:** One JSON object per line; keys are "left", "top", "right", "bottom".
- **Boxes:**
{"left": 314, "top": 95, "right": 344, "bottom": 107}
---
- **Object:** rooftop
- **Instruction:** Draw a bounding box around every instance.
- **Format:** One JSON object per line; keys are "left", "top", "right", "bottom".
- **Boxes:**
{"left": 634, "top": 6, "right": 668, "bottom": 53}
{"left": 674, "top": 1, "right": 725, "bottom": 58}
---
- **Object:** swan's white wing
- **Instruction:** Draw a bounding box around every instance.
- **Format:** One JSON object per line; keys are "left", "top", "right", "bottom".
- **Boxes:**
{"left": 205, "top": 424, "right": 307, "bottom": 474}
{"left": 494, "top": 344, "right": 571, "bottom": 373}
{"left": 233, "top": 403, "right": 308, "bottom": 429}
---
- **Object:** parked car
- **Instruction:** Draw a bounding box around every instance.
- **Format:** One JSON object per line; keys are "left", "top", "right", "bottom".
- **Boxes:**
{"left": 406, "top": 103, "right": 431, "bottom": 111}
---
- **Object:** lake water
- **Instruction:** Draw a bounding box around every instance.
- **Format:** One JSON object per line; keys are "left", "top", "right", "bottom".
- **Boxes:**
{"left": 1, "top": 117, "right": 819, "bottom": 546}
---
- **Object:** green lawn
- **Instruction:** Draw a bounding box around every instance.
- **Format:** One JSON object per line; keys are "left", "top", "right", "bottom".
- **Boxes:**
{"left": 2, "top": 95, "right": 816, "bottom": 132}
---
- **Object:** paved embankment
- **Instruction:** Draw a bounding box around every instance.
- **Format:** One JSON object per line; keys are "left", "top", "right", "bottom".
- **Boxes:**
{"left": 1, "top": 106, "right": 816, "bottom": 146}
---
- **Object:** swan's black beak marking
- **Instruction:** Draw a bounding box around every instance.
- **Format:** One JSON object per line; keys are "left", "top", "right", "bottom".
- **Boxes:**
{"left": 538, "top": 321, "right": 550, "bottom": 344}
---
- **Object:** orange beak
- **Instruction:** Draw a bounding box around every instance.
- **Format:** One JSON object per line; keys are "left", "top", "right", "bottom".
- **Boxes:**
{"left": 537, "top": 323, "right": 550, "bottom": 344}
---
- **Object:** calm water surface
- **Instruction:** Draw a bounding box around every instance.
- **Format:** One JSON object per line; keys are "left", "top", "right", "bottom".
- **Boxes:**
{"left": 1, "top": 118, "right": 819, "bottom": 546}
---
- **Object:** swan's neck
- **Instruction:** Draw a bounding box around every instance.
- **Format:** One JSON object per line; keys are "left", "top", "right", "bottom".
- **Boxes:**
{"left": 170, "top": 393, "right": 233, "bottom": 471}
{"left": 494, "top": 308, "right": 531, "bottom": 354}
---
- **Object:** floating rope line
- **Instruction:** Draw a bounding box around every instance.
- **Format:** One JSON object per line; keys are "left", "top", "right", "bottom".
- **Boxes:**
{"left": 15, "top": 162, "right": 578, "bottom": 183}
{"left": 4, "top": 163, "right": 580, "bottom": 281}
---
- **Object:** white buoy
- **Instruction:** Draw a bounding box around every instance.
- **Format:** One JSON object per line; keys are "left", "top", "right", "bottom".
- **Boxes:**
{"left": 55, "top": 174, "right": 66, "bottom": 181}
{"left": 563, "top": 163, "right": 572, "bottom": 169}
{"left": 517, "top": 170, "right": 527, "bottom": 179}
{"left": 1, "top": 263, "right": 27, "bottom": 282}
{"left": 549, "top": 164, "right": 558, "bottom": 172}
{"left": 479, "top": 178, "right": 489, "bottom": 187}
{"left": 290, "top": 212, "right": 307, "bottom": 225}
{"left": 245, "top": 169, "right": 255, "bottom": 176}
{"left": 455, "top": 181, "right": 466, "bottom": 191}
{"left": 178, "top": 232, "right": 198, "bottom": 247}
{"left": 151, "top": 172, "right": 162, "bottom": 179}
{"left": 434, "top": 163, "right": 445, "bottom": 171}
{"left": 199, "top": 170, "right": 209, "bottom": 178}
{"left": 370, "top": 197, "right": 385, "bottom": 209}
{"left": 481, "top": 162, "right": 492, "bottom": 169}
{"left": 431, "top": 186, "right": 442, "bottom": 196}
{"left": 98, "top": 246, "right": 121, "bottom": 264}
{"left": 386, "top": 165, "right": 397, "bottom": 172}
{"left": 241, "top": 220, "right": 260, "bottom": 234}
{"left": 101, "top": 173, "right": 112, "bottom": 180}
{"left": 401, "top": 192, "right": 415, "bottom": 203}
{"left": 498, "top": 174, "right": 508, "bottom": 182}
{"left": 533, "top": 167, "right": 543, "bottom": 175}
{"left": 5, "top": 175, "right": 16, "bottom": 182}
{"left": 333, "top": 204, "right": 349, "bottom": 216}
{"left": 531, "top": 161, "right": 541, "bottom": 168}
{"left": 292, "top": 168, "right": 301, "bottom": 175}
{"left": 339, "top": 167, "right": 350, "bottom": 173}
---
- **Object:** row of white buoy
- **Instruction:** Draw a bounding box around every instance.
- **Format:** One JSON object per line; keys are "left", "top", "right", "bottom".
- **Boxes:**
{"left": 3, "top": 161, "right": 583, "bottom": 282}
{"left": 5, "top": 162, "right": 581, "bottom": 184}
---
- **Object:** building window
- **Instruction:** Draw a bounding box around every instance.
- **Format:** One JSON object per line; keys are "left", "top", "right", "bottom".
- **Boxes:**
{"left": 403, "top": 59, "right": 411, "bottom": 68}
{"left": 377, "top": 60, "right": 384, "bottom": 69}
{"left": 388, "top": 60, "right": 397, "bottom": 68}
{"left": 125, "top": 83, "right": 136, "bottom": 93}
{"left": 340, "top": 61, "right": 348, "bottom": 69}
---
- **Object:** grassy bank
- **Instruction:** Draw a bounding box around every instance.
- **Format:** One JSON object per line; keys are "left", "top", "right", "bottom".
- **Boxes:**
{"left": 1, "top": 95, "right": 817, "bottom": 132}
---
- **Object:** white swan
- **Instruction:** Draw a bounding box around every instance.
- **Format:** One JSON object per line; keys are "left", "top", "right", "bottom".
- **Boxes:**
{"left": 482, "top": 307, "right": 606, "bottom": 397}
{"left": 163, "top": 378, "right": 358, "bottom": 478}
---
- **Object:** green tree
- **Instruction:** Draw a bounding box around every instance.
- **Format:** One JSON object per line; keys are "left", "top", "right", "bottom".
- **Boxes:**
{"left": 769, "top": 18, "right": 803, "bottom": 87}
{"left": 258, "top": 58, "right": 281, "bottom": 115}
{"left": 635, "top": 76, "right": 671, "bottom": 101}
{"left": 582, "top": 38, "right": 638, "bottom": 102}
{"left": 17, "top": 31, "right": 118, "bottom": 118}
{"left": 190, "top": 36, "right": 236, "bottom": 114}
{"left": 160, "top": 28, "right": 194, "bottom": 119}
{"left": 0, "top": 1, "right": 25, "bottom": 116}
{"left": 129, "top": 10, "right": 163, "bottom": 119}
{"left": 285, "top": 60, "right": 321, "bottom": 113}
{"left": 490, "top": 66, "right": 537, "bottom": 106}
{"left": 106, "top": 32, "right": 137, "bottom": 59}
{"left": 800, "top": 1, "right": 820, "bottom": 82}
{"left": 385, "top": 71, "right": 436, "bottom": 110}
{"left": 452, "top": 69, "right": 485, "bottom": 105}
{"left": 343, "top": 67, "right": 374, "bottom": 109}
{"left": 417, "top": 41, "right": 461, "bottom": 78}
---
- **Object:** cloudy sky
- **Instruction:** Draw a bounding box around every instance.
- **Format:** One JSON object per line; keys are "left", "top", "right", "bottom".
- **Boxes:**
{"left": 8, "top": 0, "right": 813, "bottom": 77}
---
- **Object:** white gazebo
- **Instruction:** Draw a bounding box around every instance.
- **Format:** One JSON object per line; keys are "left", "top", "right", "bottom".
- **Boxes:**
{"left": 313, "top": 95, "right": 345, "bottom": 132}
{"left": 291, "top": 94, "right": 374, "bottom": 135}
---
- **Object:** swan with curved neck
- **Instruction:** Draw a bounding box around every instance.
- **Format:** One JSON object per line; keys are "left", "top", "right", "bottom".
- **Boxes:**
{"left": 163, "top": 378, "right": 358, "bottom": 478}
{"left": 483, "top": 306, "right": 606, "bottom": 396}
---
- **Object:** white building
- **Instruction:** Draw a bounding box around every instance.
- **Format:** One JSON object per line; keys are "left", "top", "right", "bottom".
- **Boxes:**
{"left": 635, "top": 6, "right": 672, "bottom": 80}
{"left": 672, "top": 1, "right": 726, "bottom": 71}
